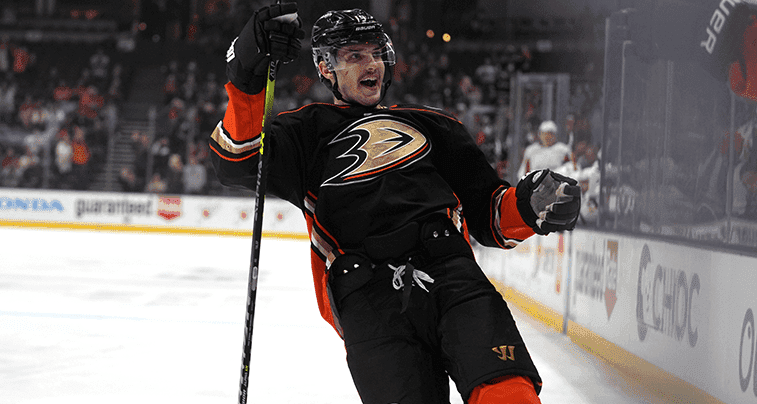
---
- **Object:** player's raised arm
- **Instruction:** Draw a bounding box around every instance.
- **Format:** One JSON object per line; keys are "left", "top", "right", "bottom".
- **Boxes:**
{"left": 209, "top": 2, "right": 304, "bottom": 189}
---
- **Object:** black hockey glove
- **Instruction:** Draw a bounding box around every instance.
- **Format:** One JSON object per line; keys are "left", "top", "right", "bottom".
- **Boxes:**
{"left": 516, "top": 169, "right": 581, "bottom": 235}
{"left": 226, "top": 2, "right": 305, "bottom": 94}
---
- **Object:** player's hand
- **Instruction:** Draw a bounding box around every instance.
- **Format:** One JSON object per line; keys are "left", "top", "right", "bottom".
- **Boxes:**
{"left": 516, "top": 169, "right": 581, "bottom": 234}
{"left": 226, "top": 2, "right": 305, "bottom": 94}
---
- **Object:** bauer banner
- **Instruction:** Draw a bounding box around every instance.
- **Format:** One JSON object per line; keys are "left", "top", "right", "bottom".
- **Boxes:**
{"left": 0, "top": 188, "right": 307, "bottom": 235}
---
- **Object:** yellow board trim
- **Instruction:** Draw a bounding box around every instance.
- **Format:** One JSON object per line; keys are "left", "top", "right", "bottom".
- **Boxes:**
{"left": 489, "top": 279, "right": 726, "bottom": 404}
{"left": 566, "top": 320, "right": 724, "bottom": 404}
{"left": 0, "top": 219, "right": 310, "bottom": 240}
{"left": 491, "top": 280, "right": 564, "bottom": 334}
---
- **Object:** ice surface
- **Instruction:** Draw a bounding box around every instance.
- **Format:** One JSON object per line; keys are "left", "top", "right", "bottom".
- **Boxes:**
{"left": 0, "top": 227, "right": 667, "bottom": 403}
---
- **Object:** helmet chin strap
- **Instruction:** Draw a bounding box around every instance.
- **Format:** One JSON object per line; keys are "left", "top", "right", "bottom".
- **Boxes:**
{"left": 330, "top": 76, "right": 347, "bottom": 103}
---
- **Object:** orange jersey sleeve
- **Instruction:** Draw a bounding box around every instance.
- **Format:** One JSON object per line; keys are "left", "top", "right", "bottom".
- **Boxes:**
{"left": 209, "top": 82, "right": 266, "bottom": 162}
{"left": 489, "top": 185, "right": 536, "bottom": 249}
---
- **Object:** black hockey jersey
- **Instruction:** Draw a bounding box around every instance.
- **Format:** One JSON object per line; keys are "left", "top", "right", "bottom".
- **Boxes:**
{"left": 210, "top": 82, "right": 536, "bottom": 333}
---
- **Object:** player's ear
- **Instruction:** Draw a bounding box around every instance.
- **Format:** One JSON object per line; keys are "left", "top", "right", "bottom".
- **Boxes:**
{"left": 318, "top": 60, "right": 334, "bottom": 82}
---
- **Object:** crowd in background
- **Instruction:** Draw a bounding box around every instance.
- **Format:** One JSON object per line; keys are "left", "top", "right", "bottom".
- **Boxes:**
{"left": 2, "top": 0, "right": 756, "bottom": 252}
{"left": 0, "top": 35, "right": 124, "bottom": 191}
{"left": 0, "top": 0, "right": 605, "bottom": 215}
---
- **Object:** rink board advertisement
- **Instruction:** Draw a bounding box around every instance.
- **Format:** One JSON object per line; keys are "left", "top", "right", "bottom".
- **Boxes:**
{"left": 479, "top": 228, "right": 757, "bottom": 404}
{"left": 491, "top": 233, "right": 569, "bottom": 322}
{"left": 569, "top": 233, "right": 712, "bottom": 395}
{"left": 0, "top": 188, "right": 307, "bottom": 236}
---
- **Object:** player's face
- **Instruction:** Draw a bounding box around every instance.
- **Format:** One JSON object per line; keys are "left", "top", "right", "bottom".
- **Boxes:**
{"left": 539, "top": 130, "right": 557, "bottom": 147}
{"left": 331, "top": 44, "right": 385, "bottom": 106}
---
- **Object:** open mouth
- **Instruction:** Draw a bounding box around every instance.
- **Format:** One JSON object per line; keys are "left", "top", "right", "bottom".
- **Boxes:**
{"left": 360, "top": 78, "right": 378, "bottom": 88}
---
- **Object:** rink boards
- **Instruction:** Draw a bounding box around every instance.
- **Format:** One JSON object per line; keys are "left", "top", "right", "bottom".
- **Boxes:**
{"left": 3, "top": 187, "right": 756, "bottom": 403}
{"left": 476, "top": 229, "right": 757, "bottom": 404}
{"left": 0, "top": 187, "right": 308, "bottom": 238}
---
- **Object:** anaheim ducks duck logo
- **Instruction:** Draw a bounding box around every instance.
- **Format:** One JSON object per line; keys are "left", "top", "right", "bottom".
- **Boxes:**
{"left": 322, "top": 115, "right": 430, "bottom": 186}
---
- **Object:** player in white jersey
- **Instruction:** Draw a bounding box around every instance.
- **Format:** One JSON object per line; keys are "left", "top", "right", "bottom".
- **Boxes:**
{"left": 517, "top": 120, "right": 572, "bottom": 179}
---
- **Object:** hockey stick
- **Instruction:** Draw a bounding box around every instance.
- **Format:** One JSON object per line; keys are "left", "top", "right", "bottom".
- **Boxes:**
{"left": 238, "top": 29, "right": 282, "bottom": 404}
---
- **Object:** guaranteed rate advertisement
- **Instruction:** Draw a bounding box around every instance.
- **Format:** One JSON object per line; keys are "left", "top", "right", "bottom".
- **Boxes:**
{"left": 0, "top": 188, "right": 307, "bottom": 235}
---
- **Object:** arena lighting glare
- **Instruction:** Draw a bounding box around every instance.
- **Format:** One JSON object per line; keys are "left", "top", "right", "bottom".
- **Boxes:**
{"left": 442, "top": 33, "right": 451, "bottom": 42}
{"left": 426, "top": 29, "right": 434, "bottom": 38}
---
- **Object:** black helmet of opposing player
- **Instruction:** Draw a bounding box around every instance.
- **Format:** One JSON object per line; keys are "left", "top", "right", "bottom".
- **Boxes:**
{"left": 311, "top": 9, "right": 396, "bottom": 105}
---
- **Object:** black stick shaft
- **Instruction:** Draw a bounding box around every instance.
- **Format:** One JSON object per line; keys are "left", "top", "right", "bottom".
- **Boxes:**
{"left": 238, "top": 58, "right": 279, "bottom": 404}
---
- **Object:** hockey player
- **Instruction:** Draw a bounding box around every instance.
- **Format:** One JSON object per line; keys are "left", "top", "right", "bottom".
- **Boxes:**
{"left": 516, "top": 120, "right": 572, "bottom": 179}
{"left": 210, "top": 4, "right": 581, "bottom": 403}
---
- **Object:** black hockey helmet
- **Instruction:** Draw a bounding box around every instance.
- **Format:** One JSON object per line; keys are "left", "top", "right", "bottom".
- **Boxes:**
{"left": 311, "top": 9, "right": 396, "bottom": 105}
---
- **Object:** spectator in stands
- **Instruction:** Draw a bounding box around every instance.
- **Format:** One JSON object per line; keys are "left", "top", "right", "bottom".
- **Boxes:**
{"left": 71, "top": 126, "right": 91, "bottom": 190}
{"left": 18, "top": 94, "right": 39, "bottom": 129}
{"left": 11, "top": 43, "right": 33, "bottom": 75}
{"left": 164, "top": 96, "right": 186, "bottom": 136}
{"left": 472, "top": 113, "right": 497, "bottom": 164}
{"left": 475, "top": 57, "right": 498, "bottom": 87}
{"left": 53, "top": 79, "right": 74, "bottom": 103}
{"left": 145, "top": 172, "right": 167, "bottom": 194}
{"left": 181, "top": 62, "right": 198, "bottom": 103}
{"left": 89, "top": 47, "right": 110, "bottom": 90}
{"left": 76, "top": 85, "right": 104, "bottom": 121}
{"left": 517, "top": 120, "right": 572, "bottom": 178}
{"left": 165, "top": 153, "right": 184, "bottom": 194}
{"left": 17, "top": 144, "right": 41, "bottom": 188}
{"left": 118, "top": 166, "right": 143, "bottom": 193}
{"left": 55, "top": 131, "right": 74, "bottom": 189}
{"left": 107, "top": 63, "right": 124, "bottom": 102}
{"left": 150, "top": 136, "right": 172, "bottom": 175}
{"left": 162, "top": 60, "right": 180, "bottom": 105}
{"left": 0, "top": 146, "right": 19, "bottom": 187}
{"left": 2, "top": 145, "right": 16, "bottom": 167}
{"left": 171, "top": 103, "right": 196, "bottom": 153}
{"left": 100, "top": 100, "right": 118, "bottom": 138}
{"left": 131, "top": 131, "right": 150, "bottom": 183}
{"left": 2, "top": 145, "right": 36, "bottom": 188}
{"left": 474, "top": 57, "right": 499, "bottom": 104}
{"left": 182, "top": 154, "right": 207, "bottom": 194}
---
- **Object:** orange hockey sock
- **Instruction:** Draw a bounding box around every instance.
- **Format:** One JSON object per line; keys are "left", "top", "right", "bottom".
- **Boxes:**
{"left": 467, "top": 375, "right": 541, "bottom": 404}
